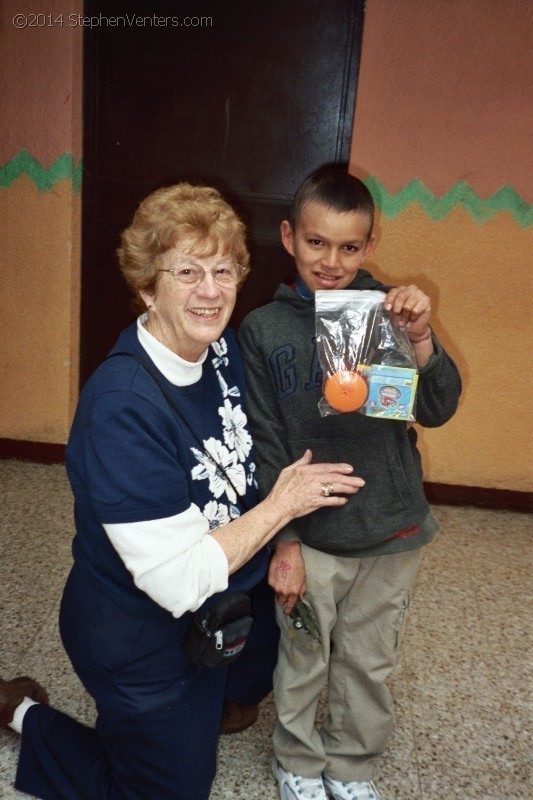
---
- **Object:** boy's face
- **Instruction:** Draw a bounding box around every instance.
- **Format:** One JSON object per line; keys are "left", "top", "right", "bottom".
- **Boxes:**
{"left": 281, "top": 200, "right": 376, "bottom": 292}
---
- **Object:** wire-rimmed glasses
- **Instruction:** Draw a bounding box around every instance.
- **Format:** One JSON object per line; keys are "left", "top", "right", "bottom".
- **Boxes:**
{"left": 158, "top": 262, "right": 245, "bottom": 287}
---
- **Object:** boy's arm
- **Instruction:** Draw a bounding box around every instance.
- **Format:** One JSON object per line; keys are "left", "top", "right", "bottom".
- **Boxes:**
{"left": 384, "top": 285, "right": 462, "bottom": 427}
{"left": 238, "top": 317, "right": 301, "bottom": 542}
{"left": 412, "top": 335, "right": 462, "bottom": 427}
{"left": 239, "top": 316, "right": 307, "bottom": 615}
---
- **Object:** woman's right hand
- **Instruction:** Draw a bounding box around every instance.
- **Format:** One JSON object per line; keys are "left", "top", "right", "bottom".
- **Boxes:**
{"left": 266, "top": 449, "right": 365, "bottom": 522}
{"left": 211, "top": 450, "right": 364, "bottom": 577}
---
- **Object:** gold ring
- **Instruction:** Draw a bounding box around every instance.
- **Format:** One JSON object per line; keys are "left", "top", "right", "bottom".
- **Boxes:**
{"left": 320, "top": 482, "right": 334, "bottom": 497}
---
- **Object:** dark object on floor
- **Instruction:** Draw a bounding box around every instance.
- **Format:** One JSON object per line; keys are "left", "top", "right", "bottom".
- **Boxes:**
{"left": 0, "top": 677, "right": 49, "bottom": 727}
{"left": 220, "top": 701, "right": 259, "bottom": 735}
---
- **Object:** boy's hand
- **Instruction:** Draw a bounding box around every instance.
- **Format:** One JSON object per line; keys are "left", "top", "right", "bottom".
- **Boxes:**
{"left": 384, "top": 285, "right": 432, "bottom": 341}
{"left": 268, "top": 540, "right": 306, "bottom": 616}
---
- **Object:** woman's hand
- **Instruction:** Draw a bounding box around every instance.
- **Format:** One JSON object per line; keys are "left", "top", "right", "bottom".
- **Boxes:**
{"left": 265, "top": 449, "right": 365, "bottom": 522}
{"left": 211, "top": 450, "right": 363, "bottom": 576}
{"left": 269, "top": 540, "right": 306, "bottom": 615}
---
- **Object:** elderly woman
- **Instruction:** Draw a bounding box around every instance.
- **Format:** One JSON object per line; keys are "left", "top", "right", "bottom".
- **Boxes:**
{"left": 0, "top": 183, "right": 364, "bottom": 800}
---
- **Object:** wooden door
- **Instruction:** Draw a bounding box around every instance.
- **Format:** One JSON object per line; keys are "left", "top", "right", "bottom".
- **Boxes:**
{"left": 81, "top": 0, "right": 365, "bottom": 385}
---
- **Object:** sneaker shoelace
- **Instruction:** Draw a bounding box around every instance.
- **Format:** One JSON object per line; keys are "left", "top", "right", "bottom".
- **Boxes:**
{"left": 324, "top": 777, "right": 381, "bottom": 800}
{"left": 293, "top": 774, "right": 326, "bottom": 798}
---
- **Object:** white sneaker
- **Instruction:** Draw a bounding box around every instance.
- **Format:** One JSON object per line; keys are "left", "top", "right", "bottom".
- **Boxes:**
{"left": 272, "top": 759, "right": 328, "bottom": 800}
{"left": 323, "top": 774, "right": 382, "bottom": 800}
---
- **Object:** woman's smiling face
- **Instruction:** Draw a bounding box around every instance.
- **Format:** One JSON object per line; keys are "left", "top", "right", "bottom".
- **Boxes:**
{"left": 281, "top": 200, "right": 376, "bottom": 293}
{"left": 140, "top": 242, "right": 238, "bottom": 362}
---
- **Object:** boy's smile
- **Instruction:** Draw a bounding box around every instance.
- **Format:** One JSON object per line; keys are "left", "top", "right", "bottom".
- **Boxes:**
{"left": 281, "top": 200, "right": 376, "bottom": 293}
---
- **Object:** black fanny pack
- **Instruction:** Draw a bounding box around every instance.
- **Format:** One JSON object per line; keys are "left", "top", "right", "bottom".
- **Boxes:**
{"left": 183, "top": 592, "right": 254, "bottom": 668}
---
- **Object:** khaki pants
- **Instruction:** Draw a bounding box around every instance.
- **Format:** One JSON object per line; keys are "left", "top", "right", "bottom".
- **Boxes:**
{"left": 272, "top": 544, "right": 423, "bottom": 782}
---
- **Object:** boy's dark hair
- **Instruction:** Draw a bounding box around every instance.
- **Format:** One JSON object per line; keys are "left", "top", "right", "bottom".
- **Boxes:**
{"left": 288, "top": 163, "right": 375, "bottom": 232}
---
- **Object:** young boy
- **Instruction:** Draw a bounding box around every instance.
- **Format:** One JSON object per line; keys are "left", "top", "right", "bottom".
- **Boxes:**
{"left": 238, "top": 164, "right": 461, "bottom": 800}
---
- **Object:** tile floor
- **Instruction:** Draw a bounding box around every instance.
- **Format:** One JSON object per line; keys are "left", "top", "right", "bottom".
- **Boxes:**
{"left": 0, "top": 460, "right": 531, "bottom": 799}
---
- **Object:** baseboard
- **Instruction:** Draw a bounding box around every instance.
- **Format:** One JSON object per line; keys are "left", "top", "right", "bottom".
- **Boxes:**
{"left": 0, "top": 439, "right": 66, "bottom": 464}
{"left": 0, "top": 439, "right": 531, "bottom": 513}
{"left": 423, "top": 482, "right": 532, "bottom": 513}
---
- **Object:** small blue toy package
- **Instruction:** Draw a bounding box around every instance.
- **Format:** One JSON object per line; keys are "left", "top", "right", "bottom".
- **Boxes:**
{"left": 315, "top": 290, "right": 419, "bottom": 421}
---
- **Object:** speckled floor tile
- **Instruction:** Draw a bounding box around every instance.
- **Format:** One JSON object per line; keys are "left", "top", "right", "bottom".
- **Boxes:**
{"left": 0, "top": 463, "right": 531, "bottom": 799}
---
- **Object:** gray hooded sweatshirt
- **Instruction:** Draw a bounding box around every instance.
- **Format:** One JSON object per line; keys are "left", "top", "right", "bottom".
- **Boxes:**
{"left": 239, "top": 270, "right": 462, "bottom": 558}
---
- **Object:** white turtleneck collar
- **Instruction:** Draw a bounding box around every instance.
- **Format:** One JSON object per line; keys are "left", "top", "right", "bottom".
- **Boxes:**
{"left": 136, "top": 314, "right": 208, "bottom": 386}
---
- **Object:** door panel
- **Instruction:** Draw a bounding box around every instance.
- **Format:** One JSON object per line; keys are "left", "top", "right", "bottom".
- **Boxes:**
{"left": 81, "top": 0, "right": 365, "bottom": 385}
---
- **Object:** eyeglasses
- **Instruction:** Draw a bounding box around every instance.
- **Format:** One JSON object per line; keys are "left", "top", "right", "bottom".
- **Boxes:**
{"left": 158, "top": 262, "right": 245, "bottom": 287}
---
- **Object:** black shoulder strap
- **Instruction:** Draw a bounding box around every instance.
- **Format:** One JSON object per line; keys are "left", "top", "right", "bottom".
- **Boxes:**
{"left": 105, "top": 351, "right": 249, "bottom": 510}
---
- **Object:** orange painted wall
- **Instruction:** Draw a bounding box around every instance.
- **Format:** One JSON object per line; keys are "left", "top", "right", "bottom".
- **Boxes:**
{"left": 351, "top": 0, "right": 532, "bottom": 201}
{"left": 350, "top": 0, "right": 532, "bottom": 492}
{"left": 1, "top": 0, "right": 531, "bottom": 496}
{"left": 0, "top": 0, "right": 82, "bottom": 444}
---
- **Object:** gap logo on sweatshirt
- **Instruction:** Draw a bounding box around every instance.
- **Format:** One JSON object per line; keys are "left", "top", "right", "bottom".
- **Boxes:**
{"left": 268, "top": 338, "right": 322, "bottom": 399}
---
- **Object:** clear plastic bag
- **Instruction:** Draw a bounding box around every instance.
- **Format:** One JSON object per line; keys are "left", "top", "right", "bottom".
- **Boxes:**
{"left": 315, "top": 290, "right": 419, "bottom": 421}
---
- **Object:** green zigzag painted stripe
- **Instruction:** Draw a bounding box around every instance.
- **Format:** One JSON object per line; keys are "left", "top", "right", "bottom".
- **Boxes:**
{"left": 364, "top": 177, "right": 532, "bottom": 228}
{"left": 0, "top": 149, "right": 82, "bottom": 194}
{"left": 1, "top": 152, "right": 530, "bottom": 226}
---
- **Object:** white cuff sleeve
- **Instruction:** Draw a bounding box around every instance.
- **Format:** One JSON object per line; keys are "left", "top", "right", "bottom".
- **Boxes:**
{"left": 10, "top": 698, "right": 38, "bottom": 734}
{"left": 104, "top": 504, "right": 229, "bottom": 617}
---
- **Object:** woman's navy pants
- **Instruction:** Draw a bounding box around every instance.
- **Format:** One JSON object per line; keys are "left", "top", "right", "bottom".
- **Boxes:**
{"left": 15, "top": 566, "right": 279, "bottom": 800}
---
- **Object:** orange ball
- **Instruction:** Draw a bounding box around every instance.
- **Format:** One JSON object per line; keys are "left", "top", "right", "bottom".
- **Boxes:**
{"left": 324, "top": 370, "right": 368, "bottom": 412}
